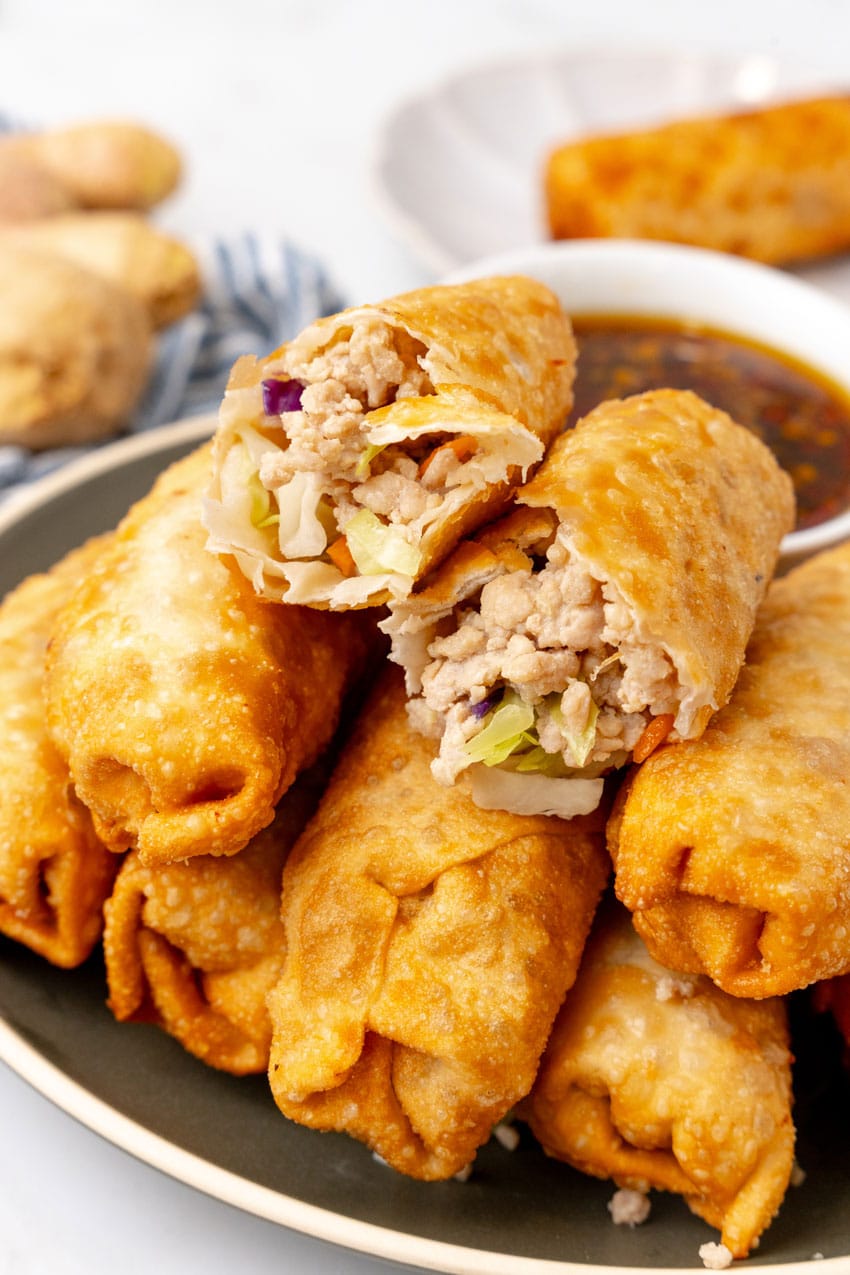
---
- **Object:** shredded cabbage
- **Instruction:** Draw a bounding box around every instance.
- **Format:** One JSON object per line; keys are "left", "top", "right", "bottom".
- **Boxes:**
{"left": 469, "top": 766, "right": 604, "bottom": 818}
{"left": 464, "top": 690, "right": 535, "bottom": 767}
{"left": 275, "top": 471, "right": 332, "bottom": 559}
{"left": 551, "top": 692, "right": 599, "bottom": 768}
{"left": 355, "top": 442, "right": 388, "bottom": 480}
{"left": 344, "top": 510, "right": 421, "bottom": 578}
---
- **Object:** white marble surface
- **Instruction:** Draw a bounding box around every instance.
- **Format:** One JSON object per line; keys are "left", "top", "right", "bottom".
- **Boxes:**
{"left": 2, "top": 2, "right": 850, "bottom": 1271}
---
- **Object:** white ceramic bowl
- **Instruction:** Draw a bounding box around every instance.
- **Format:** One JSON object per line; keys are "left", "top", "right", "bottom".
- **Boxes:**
{"left": 446, "top": 239, "right": 850, "bottom": 564}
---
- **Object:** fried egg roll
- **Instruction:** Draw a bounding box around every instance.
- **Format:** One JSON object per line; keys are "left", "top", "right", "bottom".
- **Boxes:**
{"left": 522, "top": 903, "right": 795, "bottom": 1259}
{"left": 45, "top": 444, "right": 374, "bottom": 866}
{"left": 0, "top": 536, "right": 117, "bottom": 967}
{"left": 267, "top": 668, "right": 609, "bottom": 1179}
{"left": 383, "top": 389, "right": 793, "bottom": 819}
{"left": 545, "top": 96, "right": 850, "bottom": 266}
{"left": 203, "top": 276, "right": 576, "bottom": 608}
{"left": 103, "top": 770, "right": 325, "bottom": 1074}
{"left": 611, "top": 540, "right": 850, "bottom": 998}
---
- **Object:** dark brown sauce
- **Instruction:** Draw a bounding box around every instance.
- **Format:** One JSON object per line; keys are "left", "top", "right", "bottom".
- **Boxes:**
{"left": 569, "top": 315, "right": 850, "bottom": 531}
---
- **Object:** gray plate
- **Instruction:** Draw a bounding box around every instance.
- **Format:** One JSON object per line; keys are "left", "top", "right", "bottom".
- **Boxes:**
{"left": 0, "top": 419, "right": 848, "bottom": 1274}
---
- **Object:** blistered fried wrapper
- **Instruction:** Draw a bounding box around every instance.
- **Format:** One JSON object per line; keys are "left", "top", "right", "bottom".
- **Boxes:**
{"left": 45, "top": 444, "right": 375, "bottom": 865}
{"left": 103, "top": 768, "right": 327, "bottom": 1074}
{"left": 203, "top": 276, "right": 576, "bottom": 608}
{"left": 522, "top": 902, "right": 795, "bottom": 1259}
{"left": 267, "top": 668, "right": 609, "bottom": 1179}
{"left": 0, "top": 536, "right": 117, "bottom": 966}
{"left": 610, "top": 540, "right": 850, "bottom": 998}
{"left": 383, "top": 389, "right": 794, "bottom": 819}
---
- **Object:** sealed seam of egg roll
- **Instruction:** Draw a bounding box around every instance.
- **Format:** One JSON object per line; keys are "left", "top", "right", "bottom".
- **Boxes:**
{"left": 0, "top": 535, "right": 117, "bottom": 967}
{"left": 203, "top": 276, "right": 576, "bottom": 608}
{"left": 521, "top": 902, "right": 795, "bottom": 1259}
{"left": 267, "top": 667, "right": 609, "bottom": 1180}
{"left": 103, "top": 769, "right": 326, "bottom": 1075}
{"left": 610, "top": 540, "right": 850, "bottom": 998}
{"left": 45, "top": 444, "right": 375, "bottom": 866}
{"left": 545, "top": 96, "right": 850, "bottom": 266}
{"left": 383, "top": 389, "right": 794, "bottom": 821}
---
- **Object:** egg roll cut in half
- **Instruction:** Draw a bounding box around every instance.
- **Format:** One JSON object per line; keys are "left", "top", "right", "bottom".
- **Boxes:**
{"left": 45, "top": 443, "right": 375, "bottom": 867}
{"left": 610, "top": 539, "right": 850, "bottom": 999}
{"left": 545, "top": 95, "right": 850, "bottom": 266}
{"left": 521, "top": 902, "right": 795, "bottom": 1260}
{"left": 203, "top": 275, "right": 576, "bottom": 608}
{"left": 382, "top": 389, "right": 794, "bottom": 820}
{"left": 267, "top": 668, "right": 609, "bottom": 1180}
{"left": 0, "top": 535, "right": 117, "bottom": 967}
{"left": 104, "top": 769, "right": 326, "bottom": 1074}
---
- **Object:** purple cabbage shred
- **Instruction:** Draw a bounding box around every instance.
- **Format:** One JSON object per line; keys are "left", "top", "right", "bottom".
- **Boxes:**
{"left": 262, "top": 377, "right": 304, "bottom": 416}
{"left": 470, "top": 695, "right": 496, "bottom": 720}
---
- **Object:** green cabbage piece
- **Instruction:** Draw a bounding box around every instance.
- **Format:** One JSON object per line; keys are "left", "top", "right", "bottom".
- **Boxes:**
{"left": 355, "top": 442, "right": 388, "bottom": 480}
{"left": 344, "top": 509, "right": 422, "bottom": 578}
{"left": 464, "top": 691, "right": 535, "bottom": 767}
{"left": 550, "top": 692, "right": 599, "bottom": 768}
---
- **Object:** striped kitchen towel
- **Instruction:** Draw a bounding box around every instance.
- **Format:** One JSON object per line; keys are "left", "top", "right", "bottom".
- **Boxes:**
{"left": 0, "top": 233, "right": 345, "bottom": 499}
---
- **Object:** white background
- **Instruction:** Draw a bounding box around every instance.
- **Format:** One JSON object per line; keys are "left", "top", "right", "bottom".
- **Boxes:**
{"left": 2, "top": 1, "right": 850, "bottom": 1272}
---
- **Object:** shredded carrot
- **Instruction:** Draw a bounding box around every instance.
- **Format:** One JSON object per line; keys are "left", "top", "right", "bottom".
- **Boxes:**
{"left": 632, "top": 713, "right": 675, "bottom": 764}
{"left": 327, "top": 535, "right": 358, "bottom": 577}
{"left": 418, "top": 434, "right": 479, "bottom": 479}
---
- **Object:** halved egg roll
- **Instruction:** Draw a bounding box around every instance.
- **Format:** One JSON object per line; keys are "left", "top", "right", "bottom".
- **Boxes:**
{"left": 103, "top": 770, "right": 325, "bottom": 1074}
{"left": 545, "top": 95, "right": 850, "bottom": 266}
{"left": 0, "top": 535, "right": 117, "bottom": 967}
{"left": 521, "top": 902, "right": 795, "bottom": 1259}
{"left": 610, "top": 540, "right": 850, "bottom": 998}
{"left": 203, "top": 276, "right": 576, "bottom": 608}
{"left": 383, "top": 389, "right": 794, "bottom": 819}
{"left": 45, "top": 443, "right": 374, "bottom": 866}
{"left": 267, "top": 667, "right": 609, "bottom": 1180}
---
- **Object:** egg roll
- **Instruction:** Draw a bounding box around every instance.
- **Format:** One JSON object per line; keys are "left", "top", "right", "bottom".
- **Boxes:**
{"left": 203, "top": 275, "right": 576, "bottom": 608}
{"left": 103, "top": 769, "right": 325, "bottom": 1074}
{"left": 45, "top": 443, "right": 374, "bottom": 866}
{"left": 383, "top": 389, "right": 793, "bottom": 820}
{"left": 545, "top": 95, "right": 850, "bottom": 266}
{"left": 522, "top": 902, "right": 795, "bottom": 1259}
{"left": 610, "top": 540, "right": 850, "bottom": 998}
{"left": 267, "top": 667, "right": 609, "bottom": 1179}
{"left": 0, "top": 535, "right": 117, "bottom": 967}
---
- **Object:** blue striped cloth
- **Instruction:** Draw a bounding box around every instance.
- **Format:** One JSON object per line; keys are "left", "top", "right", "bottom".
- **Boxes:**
{"left": 0, "top": 233, "right": 345, "bottom": 499}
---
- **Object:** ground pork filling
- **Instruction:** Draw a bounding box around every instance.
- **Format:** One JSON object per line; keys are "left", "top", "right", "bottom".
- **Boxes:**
{"left": 251, "top": 316, "right": 488, "bottom": 555}
{"left": 412, "top": 528, "right": 682, "bottom": 785}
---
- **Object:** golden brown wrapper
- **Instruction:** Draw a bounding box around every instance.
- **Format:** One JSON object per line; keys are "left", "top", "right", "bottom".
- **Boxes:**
{"left": 384, "top": 389, "right": 793, "bottom": 816}
{"left": 205, "top": 275, "right": 576, "bottom": 608}
{"left": 267, "top": 667, "right": 609, "bottom": 1180}
{"left": 0, "top": 535, "right": 117, "bottom": 967}
{"left": 611, "top": 540, "right": 850, "bottom": 998}
{"left": 521, "top": 902, "right": 795, "bottom": 1259}
{"left": 103, "top": 769, "right": 326, "bottom": 1074}
{"left": 545, "top": 95, "right": 850, "bottom": 266}
{"left": 45, "top": 444, "right": 375, "bottom": 866}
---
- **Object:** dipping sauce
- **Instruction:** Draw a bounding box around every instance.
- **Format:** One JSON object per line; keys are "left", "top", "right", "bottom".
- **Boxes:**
{"left": 569, "top": 315, "right": 850, "bottom": 531}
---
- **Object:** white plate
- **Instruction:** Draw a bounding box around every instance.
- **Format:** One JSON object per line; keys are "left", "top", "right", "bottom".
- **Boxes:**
{"left": 0, "top": 419, "right": 848, "bottom": 1275}
{"left": 371, "top": 49, "right": 850, "bottom": 302}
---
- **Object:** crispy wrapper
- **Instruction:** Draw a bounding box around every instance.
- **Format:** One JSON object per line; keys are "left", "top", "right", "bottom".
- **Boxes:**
{"left": 384, "top": 389, "right": 793, "bottom": 818}
{"left": 267, "top": 668, "right": 609, "bottom": 1179}
{"left": 103, "top": 768, "right": 326, "bottom": 1074}
{"left": 45, "top": 444, "right": 374, "bottom": 866}
{"left": 521, "top": 902, "right": 795, "bottom": 1259}
{"left": 610, "top": 540, "right": 850, "bottom": 998}
{"left": 0, "top": 536, "right": 117, "bottom": 967}
{"left": 204, "top": 276, "right": 575, "bottom": 608}
{"left": 545, "top": 95, "right": 850, "bottom": 266}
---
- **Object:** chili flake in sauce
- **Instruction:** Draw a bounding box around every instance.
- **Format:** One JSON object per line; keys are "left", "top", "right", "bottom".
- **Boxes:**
{"left": 569, "top": 315, "right": 850, "bottom": 531}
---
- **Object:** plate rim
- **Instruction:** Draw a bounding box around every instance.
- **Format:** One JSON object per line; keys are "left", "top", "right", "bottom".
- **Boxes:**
{"left": 0, "top": 416, "right": 845, "bottom": 1275}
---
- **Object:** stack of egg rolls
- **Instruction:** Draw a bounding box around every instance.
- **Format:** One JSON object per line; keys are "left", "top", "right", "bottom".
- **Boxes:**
{"left": 203, "top": 276, "right": 577, "bottom": 607}
{"left": 267, "top": 668, "right": 609, "bottom": 1179}
{"left": 0, "top": 534, "right": 116, "bottom": 967}
{"left": 383, "top": 388, "right": 794, "bottom": 819}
